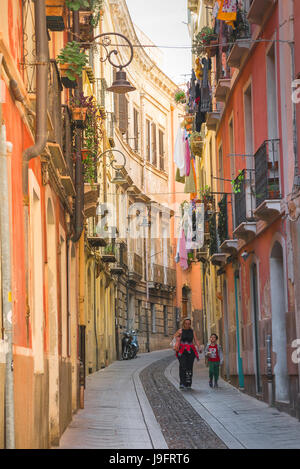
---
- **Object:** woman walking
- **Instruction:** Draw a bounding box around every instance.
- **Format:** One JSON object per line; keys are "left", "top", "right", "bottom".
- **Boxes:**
{"left": 174, "top": 318, "right": 201, "bottom": 389}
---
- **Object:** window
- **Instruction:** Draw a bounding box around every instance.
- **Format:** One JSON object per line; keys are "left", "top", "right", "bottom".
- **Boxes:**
{"left": 159, "top": 130, "right": 165, "bottom": 170}
{"left": 218, "top": 144, "right": 224, "bottom": 193}
{"left": 229, "top": 118, "right": 235, "bottom": 179}
{"left": 164, "top": 305, "right": 168, "bottom": 336}
{"left": 151, "top": 123, "right": 157, "bottom": 166}
{"left": 138, "top": 300, "right": 142, "bottom": 331}
{"left": 146, "top": 119, "right": 151, "bottom": 161}
{"left": 151, "top": 303, "right": 156, "bottom": 333}
{"left": 133, "top": 108, "right": 139, "bottom": 152}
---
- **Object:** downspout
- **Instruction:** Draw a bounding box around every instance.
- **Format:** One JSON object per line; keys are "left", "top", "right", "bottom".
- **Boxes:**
{"left": 94, "top": 264, "right": 99, "bottom": 370}
{"left": 0, "top": 119, "right": 15, "bottom": 449}
{"left": 289, "top": 9, "right": 299, "bottom": 188}
{"left": 22, "top": 0, "right": 48, "bottom": 346}
{"left": 71, "top": 10, "right": 84, "bottom": 243}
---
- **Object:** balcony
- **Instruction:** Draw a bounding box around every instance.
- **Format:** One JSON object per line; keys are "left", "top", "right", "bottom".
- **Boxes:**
{"left": 227, "top": 8, "right": 251, "bottom": 69}
{"left": 110, "top": 242, "right": 128, "bottom": 275}
{"left": 215, "top": 78, "right": 231, "bottom": 103}
{"left": 254, "top": 139, "right": 282, "bottom": 222}
{"left": 220, "top": 239, "right": 239, "bottom": 255}
{"left": 206, "top": 111, "right": 221, "bottom": 131}
{"left": 233, "top": 169, "right": 257, "bottom": 242}
{"left": 148, "top": 263, "right": 164, "bottom": 289}
{"left": 167, "top": 267, "right": 176, "bottom": 291}
{"left": 84, "top": 183, "right": 100, "bottom": 219}
{"left": 128, "top": 252, "right": 143, "bottom": 284}
{"left": 247, "top": 0, "right": 274, "bottom": 25}
{"left": 101, "top": 243, "right": 117, "bottom": 263}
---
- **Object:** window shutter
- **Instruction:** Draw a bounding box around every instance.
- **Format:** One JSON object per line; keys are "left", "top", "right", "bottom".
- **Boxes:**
{"left": 134, "top": 109, "right": 139, "bottom": 151}
{"left": 152, "top": 123, "right": 157, "bottom": 166}
{"left": 159, "top": 130, "right": 164, "bottom": 171}
{"left": 146, "top": 120, "right": 151, "bottom": 161}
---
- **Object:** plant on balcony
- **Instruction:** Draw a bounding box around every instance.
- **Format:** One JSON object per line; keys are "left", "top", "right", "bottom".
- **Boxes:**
{"left": 67, "top": 0, "right": 104, "bottom": 26}
{"left": 268, "top": 182, "right": 280, "bottom": 199}
{"left": 104, "top": 243, "right": 115, "bottom": 255}
{"left": 57, "top": 41, "right": 88, "bottom": 84}
{"left": 200, "top": 185, "right": 214, "bottom": 206}
{"left": 231, "top": 170, "right": 245, "bottom": 194}
{"left": 66, "top": 0, "right": 89, "bottom": 10}
{"left": 209, "top": 213, "right": 218, "bottom": 257}
{"left": 174, "top": 89, "right": 186, "bottom": 104}
{"left": 193, "top": 26, "right": 217, "bottom": 56}
{"left": 82, "top": 97, "right": 102, "bottom": 184}
{"left": 218, "top": 195, "right": 228, "bottom": 246}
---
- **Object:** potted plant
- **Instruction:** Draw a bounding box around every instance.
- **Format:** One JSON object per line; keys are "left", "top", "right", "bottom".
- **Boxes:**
{"left": 268, "top": 182, "right": 280, "bottom": 199}
{"left": 102, "top": 243, "right": 116, "bottom": 262}
{"left": 66, "top": 0, "right": 89, "bottom": 10}
{"left": 174, "top": 90, "right": 186, "bottom": 104}
{"left": 46, "top": 1, "right": 66, "bottom": 31}
{"left": 57, "top": 41, "right": 88, "bottom": 88}
{"left": 67, "top": 0, "right": 104, "bottom": 27}
{"left": 193, "top": 26, "right": 217, "bottom": 56}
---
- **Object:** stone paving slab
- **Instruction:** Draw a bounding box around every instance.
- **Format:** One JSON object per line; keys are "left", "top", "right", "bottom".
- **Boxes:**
{"left": 58, "top": 350, "right": 170, "bottom": 449}
{"left": 165, "top": 358, "right": 300, "bottom": 449}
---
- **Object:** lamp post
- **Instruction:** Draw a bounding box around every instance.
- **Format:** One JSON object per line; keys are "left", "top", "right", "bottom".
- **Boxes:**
{"left": 96, "top": 148, "right": 127, "bottom": 184}
{"left": 84, "top": 32, "right": 136, "bottom": 94}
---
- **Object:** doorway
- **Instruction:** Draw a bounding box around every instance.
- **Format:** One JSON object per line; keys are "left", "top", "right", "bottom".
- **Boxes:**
{"left": 270, "top": 242, "right": 289, "bottom": 402}
{"left": 250, "top": 263, "right": 262, "bottom": 393}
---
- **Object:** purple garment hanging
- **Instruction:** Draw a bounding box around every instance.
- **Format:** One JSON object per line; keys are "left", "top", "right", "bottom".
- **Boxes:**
{"left": 179, "top": 229, "right": 188, "bottom": 270}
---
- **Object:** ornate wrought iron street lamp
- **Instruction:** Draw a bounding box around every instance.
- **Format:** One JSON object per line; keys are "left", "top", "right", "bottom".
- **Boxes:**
{"left": 85, "top": 32, "right": 136, "bottom": 94}
{"left": 96, "top": 148, "right": 128, "bottom": 184}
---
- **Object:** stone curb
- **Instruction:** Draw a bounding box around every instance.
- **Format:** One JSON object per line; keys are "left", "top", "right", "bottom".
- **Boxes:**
{"left": 133, "top": 352, "right": 169, "bottom": 449}
{"left": 164, "top": 359, "right": 245, "bottom": 449}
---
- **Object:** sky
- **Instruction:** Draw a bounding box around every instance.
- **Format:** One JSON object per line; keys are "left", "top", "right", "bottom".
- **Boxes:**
{"left": 126, "top": 0, "right": 192, "bottom": 86}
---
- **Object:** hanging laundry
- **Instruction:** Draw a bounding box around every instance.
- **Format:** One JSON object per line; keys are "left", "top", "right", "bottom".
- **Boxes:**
{"left": 185, "top": 132, "right": 191, "bottom": 177}
{"left": 179, "top": 229, "right": 188, "bottom": 270}
{"left": 200, "top": 57, "right": 212, "bottom": 113}
{"left": 213, "top": 0, "right": 221, "bottom": 18}
{"left": 217, "top": 0, "right": 237, "bottom": 28}
{"left": 184, "top": 162, "right": 196, "bottom": 194}
{"left": 176, "top": 167, "right": 185, "bottom": 184}
{"left": 174, "top": 126, "right": 185, "bottom": 174}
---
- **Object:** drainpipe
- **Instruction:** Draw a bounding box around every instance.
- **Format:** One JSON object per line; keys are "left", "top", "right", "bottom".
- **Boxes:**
{"left": 71, "top": 10, "right": 84, "bottom": 243}
{"left": 0, "top": 122, "right": 15, "bottom": 449}
{"left": 22, "top": 0, "right": 48, "bottom": 350}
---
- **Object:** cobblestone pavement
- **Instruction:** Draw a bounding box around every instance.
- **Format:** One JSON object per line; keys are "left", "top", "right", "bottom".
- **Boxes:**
{"left": 140, "top": 355, "right": 227, "bottom": 449}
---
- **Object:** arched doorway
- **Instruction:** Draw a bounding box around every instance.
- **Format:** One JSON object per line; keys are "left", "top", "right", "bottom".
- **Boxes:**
{"left": 46, "top": 198, "right": 59, "bottom": 445}
{"left": 270, "top": 241, "right": 289, "bottom": 402}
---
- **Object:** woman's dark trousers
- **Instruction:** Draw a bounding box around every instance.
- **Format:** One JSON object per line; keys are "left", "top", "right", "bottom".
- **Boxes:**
{"left": 178, "top": 350, "right": 195, "bottom": 387}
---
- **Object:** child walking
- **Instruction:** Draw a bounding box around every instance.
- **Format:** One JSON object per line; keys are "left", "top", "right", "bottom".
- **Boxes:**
{"left": 204, "top": 333, "right": 223, "bottom": 388}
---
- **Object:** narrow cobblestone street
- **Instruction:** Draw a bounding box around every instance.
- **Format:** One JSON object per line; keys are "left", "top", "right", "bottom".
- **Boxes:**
{"left": 58, "top": 350, "right": 300, "bottom": 450}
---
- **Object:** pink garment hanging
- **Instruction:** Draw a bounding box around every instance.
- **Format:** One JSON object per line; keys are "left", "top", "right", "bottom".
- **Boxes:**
{"left": 179, "top": 229, "right": 188, "bottom": 270}
{"left": 185, "top": 137, "right": 191, "bottom": 177}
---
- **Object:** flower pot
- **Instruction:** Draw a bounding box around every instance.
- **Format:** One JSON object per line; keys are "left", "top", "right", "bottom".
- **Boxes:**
{"left": 59, "top": 63, "right": 78, "bottom": 88}
{"left": 46, "top": 1, "right": 65, "bottom": 31}
{"left": 72, "top": 107, "right": 88, "bottom": 128}
{"left": 207, "top": 39, "right": 218, "bottom": 57}
{"left": 81, "top": 148, "right": 89, "bottom": 160}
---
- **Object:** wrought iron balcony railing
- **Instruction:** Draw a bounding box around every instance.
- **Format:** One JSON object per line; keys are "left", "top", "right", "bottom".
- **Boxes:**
{"left": 254, "top": 139, "right": 281, "bottom": 208}
{"left": 234, "top": 170, "right": 247, "bottom": 228}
